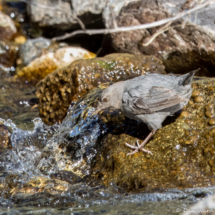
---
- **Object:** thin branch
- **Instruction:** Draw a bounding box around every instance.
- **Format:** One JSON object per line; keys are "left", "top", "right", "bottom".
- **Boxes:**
{"left": 52, "top": 0, "right": 213, "bottom": 41}
{"left": 141, "top": 21, "right": 173, "bottom": 47}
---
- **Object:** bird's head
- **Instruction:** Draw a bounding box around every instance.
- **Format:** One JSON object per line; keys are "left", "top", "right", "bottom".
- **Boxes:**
{"left": 92, "top": 81, "right": 125, "bottom": 116}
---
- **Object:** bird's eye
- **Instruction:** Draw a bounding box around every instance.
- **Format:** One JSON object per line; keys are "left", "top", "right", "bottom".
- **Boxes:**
{"left": 102, "top": 98, "right": 108, "bottom": 102}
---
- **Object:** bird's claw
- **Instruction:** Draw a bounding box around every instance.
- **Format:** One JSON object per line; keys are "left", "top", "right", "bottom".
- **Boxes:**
{"left": 125, "top": 140, "right": 153, "bottom": 156}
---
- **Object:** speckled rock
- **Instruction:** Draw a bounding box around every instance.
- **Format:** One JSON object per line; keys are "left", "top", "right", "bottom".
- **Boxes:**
{"left": 9, "top": 176, "right": 69, "bottom": 196}
{"left": 89, "top": 77, "right": 215, "bottom": 190}
{"left": 36, "top": 53, "right": 165, "bottom": 125}
{"left": 105, "top": 0, "right": 215, "bottom": 76}
{"left": 36, "top": 75, "right": 215, "bottom": 192}
{"left": 0, "top": 174, "right": 69, "bottom": 197}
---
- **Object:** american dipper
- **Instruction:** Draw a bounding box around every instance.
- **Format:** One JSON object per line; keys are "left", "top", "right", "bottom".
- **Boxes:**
{"left": 93, "top": 69, "right": 198, "bottom": 155}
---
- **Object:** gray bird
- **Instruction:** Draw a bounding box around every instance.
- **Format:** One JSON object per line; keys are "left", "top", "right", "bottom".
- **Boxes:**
{"left": 93, "top": 69, "right": 198, "bottom": 155}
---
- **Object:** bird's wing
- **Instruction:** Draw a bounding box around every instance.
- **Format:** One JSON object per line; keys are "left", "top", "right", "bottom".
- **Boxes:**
{"left": 125, "top": 86, "right": 187, "bottom": 114}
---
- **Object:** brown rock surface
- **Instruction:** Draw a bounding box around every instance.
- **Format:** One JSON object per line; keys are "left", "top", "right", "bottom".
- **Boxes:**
{"left": 0, "top": 40, "right": 19, "bottom": 77}
{"left": 37, "top": 75, "right": 215, "bottom": 192}
{"left": 36, "top": 53, "right": 165, "bottom": 125}
{"left": 0, "top": 124, "right": 11, "bottom": 150}
{"left": 0, "top": 10, "right": 17, "bottom": 40}
{"left": 107, "top": 0, "right": 215, "bottom": 76}
{"left": 88, "top": 76, "right": 215, "bottom": 190}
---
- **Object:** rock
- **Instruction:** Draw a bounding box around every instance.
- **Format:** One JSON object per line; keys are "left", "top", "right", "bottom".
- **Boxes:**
{"left": 37, "top": 76, "right": 215, "bottom": 191}
{"left": 0, "top": 11, "right": 17, "bottom": 40}
{"left": 28, "top": 0, "right": 75, "bottom": 30}
{"left": 106, "top": 0, "right": 215, "bottom": 76}
{"left": 183, "top": 194, "right": 215, "bottom": 215}
{"left": 36, "top": 53, "right": 165, "bottom": 125}
{"left": 90, "top": 77, "right": 215, "bottom": 190}
{"left": 27, "top": 0, "right": 136, "bottom": 30}
{"left": 0, "top": 124, "right": 11, "bottom": 150}
{"left": 16, "top": 46, "right": 96, "bottom": 83}
{"left": 0, "top": 40, "right": 19, "bottom": 77}
{"left": 19, "top": 37, "right": 51, "bottom": 66}
{"left": 10, "top": 176, "right": 69, "bottom": 196}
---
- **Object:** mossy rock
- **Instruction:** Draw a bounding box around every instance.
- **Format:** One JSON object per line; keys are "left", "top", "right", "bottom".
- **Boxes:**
{"left": 36, "top": 53, "right": 165, "bottom": 125}
{"left": 89, "top": 77, "right": 215, "bottom": 191}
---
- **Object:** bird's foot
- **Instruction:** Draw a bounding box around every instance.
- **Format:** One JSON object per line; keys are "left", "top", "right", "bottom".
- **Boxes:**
{"left": 125, "top": 140, "right": 153, "bottom": 156}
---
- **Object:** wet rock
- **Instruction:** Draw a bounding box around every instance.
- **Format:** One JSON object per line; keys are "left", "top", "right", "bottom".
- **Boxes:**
{"left": 50, "top": 170, "right": 82, "bottom": 184}
{"left": 0, "top": 40, "right": 18, "bottom": 77}
{"left": 105, "top": 0, "right": 215, "bottom": 76}
{"left": 0, "top": 78, "right": 39, "bottom": 130}
{"left": 38, "top": 76, "right": 215, "bottom": 191}
{"left": 36, "top": 53, "right": 165, "bottom": 125}
{"left": 0, "top": 124, "right": 11, "bottom": 150}
{"left": 10, "top": 176, "right": 69, "bottom": 196}
{"left": 89, "top": 77, "right": 215, "bottom": 190}
{"left": 183, "top": 194, "right": 215, "bottom": 215}
{"left": 0, "top": 11, "right": 17, "bottom": 40}
{"left": 16, "top": 46, "right": 96, "bottom": 83}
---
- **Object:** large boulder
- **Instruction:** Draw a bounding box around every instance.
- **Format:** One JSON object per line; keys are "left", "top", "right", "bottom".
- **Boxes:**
{"left": 37, "top": 76, "right": 215, "bottom": 191}
{"left": 27, "top": 0, "right": 136, "bottom": 30}
{"left": 36, "top": 53, "right": 165, "bottom": 125}
{"left": 104, "top": 0, "right": 215, "bottom": 76}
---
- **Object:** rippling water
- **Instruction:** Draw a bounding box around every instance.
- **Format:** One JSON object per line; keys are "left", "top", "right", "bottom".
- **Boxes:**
{"left": 0, "top": 77, "right": 212, "bottom": 215}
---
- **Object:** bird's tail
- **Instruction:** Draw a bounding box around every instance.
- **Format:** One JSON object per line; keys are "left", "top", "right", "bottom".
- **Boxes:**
{"left": 178, "top": 68, "right": 200, "bottom": 86}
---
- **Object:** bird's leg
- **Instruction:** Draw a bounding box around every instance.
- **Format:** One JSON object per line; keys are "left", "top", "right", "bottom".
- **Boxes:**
{"left": 125, "top": 131, "right": 155, "bottom": 156}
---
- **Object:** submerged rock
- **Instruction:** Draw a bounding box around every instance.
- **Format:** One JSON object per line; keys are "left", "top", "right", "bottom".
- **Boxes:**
{"left": 0, "top": 40, "right": 18, "bottom": 77}
{"left": 0, "top": 124, "right": 11, "bottom": 150}
{"left": 36, "top": 53, "right": 165, "bottom": 125}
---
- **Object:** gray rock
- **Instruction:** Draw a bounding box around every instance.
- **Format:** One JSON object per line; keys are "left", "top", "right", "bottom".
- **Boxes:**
{"left": 19, "top": 37, "right": 51, "bottom": 66}
{"left": 28, "top": 0, "right": 75, "bottom": 30}
{"left": 27, "top": 0, "right": 136, "bottom": 30}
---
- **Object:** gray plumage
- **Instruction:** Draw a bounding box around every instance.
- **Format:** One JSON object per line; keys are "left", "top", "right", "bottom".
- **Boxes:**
{"left": 95, "top": 69, "right": 198, "bottom": 155}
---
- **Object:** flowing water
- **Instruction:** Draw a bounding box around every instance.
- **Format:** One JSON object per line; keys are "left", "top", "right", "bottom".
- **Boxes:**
{"left": 0, "top": 77, "right": 213, "bottom": 215}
